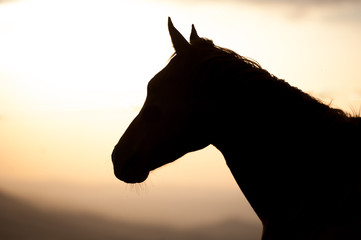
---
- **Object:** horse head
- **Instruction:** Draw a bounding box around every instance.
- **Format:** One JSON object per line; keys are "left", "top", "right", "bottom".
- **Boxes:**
{"left": 112, "top": 18, "right": 213, "bottom": 183}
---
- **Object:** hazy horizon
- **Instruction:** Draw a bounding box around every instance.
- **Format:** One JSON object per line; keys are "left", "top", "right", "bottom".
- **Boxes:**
{"left": 0, "top": 189, "right": 262, "bottom": 240}
{"left": 0, "top": 176, "right": 260, "bottom": 229}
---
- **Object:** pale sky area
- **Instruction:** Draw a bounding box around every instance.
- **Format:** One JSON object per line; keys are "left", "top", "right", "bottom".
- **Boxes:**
{"left": 0, "top": 0, "right": 361, "bottom": 230}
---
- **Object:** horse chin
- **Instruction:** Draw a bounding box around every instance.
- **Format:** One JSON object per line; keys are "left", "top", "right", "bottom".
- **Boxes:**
{"left": 113, "top": 166, "right": 149, "bottom": 184}
{"left": 123, "top": 172, "right": 149, "bottom": 184}
{"left": 120, "top": 171, "right": 149, "bottom": 184}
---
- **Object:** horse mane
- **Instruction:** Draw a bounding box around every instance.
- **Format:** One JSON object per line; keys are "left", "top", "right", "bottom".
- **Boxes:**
{"left": 186, "top": 37, "right": 351, "bottom": 122}
{"left": 191, "top": 37, "right": 263, "bottom": 70}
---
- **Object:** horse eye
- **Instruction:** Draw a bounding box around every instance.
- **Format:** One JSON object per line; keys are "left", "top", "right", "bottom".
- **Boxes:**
{"left": 142, "top": 106, "right": 161, "bottom": 123}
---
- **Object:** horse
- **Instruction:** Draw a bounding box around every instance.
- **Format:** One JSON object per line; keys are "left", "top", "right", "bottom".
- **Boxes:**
{"left": 112, "top": 18, "right": 361, "bottom": 239}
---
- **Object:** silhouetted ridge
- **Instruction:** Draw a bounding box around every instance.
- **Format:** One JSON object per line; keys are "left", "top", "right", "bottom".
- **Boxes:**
{"left": 0, "top": 189, "right": 260, "bottom": 240}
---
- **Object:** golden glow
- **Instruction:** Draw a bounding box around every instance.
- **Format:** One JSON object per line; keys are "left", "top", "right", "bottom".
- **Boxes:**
{"left": 0, "top": 0, "right": 173, "bottom": 113}
{"left": 0, "top": 0, "right": 361, "bottom": 228}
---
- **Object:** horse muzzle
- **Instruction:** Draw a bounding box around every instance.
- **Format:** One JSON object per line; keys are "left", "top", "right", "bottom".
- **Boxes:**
{"left": 111, "top": 145, "right": 150, "bottom": 184}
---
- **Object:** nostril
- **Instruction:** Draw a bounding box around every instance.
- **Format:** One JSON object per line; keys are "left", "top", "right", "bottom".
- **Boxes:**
{"left": 112, "top": 144, "right": 127, "bottom": 166}
{"left": 111, "top": 145, "right": 126, "bottom": 179}
{"left": 111, "top": 145, "right": 119, "bottom": 164}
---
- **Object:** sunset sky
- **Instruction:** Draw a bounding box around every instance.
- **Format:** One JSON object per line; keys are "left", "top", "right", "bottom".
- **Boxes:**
{"left": 1, "top": 0, "right": 361, "bottom": 228}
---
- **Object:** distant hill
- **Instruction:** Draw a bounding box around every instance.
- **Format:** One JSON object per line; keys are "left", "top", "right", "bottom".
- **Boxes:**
{"left": 0, "top": 190, "right": 261, "bottom": 240}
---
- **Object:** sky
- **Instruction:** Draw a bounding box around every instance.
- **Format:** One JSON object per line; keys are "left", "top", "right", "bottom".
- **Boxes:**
{"left": 0, "top": 0, "right": 361, "bottom": 229}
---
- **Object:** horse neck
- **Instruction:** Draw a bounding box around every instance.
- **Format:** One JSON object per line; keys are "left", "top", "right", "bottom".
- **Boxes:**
{"left": 208, "top": 69, "right": 361, "bottom": 223}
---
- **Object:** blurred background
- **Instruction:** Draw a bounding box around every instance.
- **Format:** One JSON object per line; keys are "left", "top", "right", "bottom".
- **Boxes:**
{"left": 1, "top": 0, "right": 360, "bottom": 239}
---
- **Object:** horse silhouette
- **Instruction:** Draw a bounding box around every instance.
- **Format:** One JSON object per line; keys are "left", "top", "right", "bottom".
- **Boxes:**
{"left": 112, "top": 18, "right": 361, "bottom": 240}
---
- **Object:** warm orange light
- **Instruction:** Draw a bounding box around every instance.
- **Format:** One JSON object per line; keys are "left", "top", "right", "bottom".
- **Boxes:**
{"left": 0, "top": 0, "right": 360, "bottom": 229}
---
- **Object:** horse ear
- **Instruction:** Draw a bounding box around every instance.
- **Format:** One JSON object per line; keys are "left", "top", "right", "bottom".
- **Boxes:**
{"left": 168, "top": 17, "right": 190, "bottom": 54}
{"left": 190, "top": 24, "right": 200, "bottom": 44}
